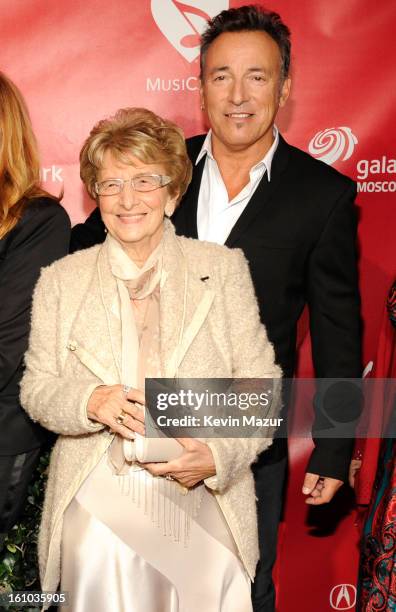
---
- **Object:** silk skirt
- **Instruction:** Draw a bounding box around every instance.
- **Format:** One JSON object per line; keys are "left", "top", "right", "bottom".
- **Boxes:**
{"left": 60, "top": 452, "right": 252, "bottom": 612}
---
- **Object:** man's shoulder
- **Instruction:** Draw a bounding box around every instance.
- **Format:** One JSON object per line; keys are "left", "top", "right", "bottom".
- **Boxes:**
{"left": 185, "top": 132, "right": 355, "bottom": 192}
{"left": 280, "top": 135, "right": 355, "bottom": 191}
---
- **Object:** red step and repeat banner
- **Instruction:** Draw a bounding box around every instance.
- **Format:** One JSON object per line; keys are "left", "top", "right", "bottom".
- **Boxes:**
{"left": 2, "top": 1, "right": 395, "bottom": 610}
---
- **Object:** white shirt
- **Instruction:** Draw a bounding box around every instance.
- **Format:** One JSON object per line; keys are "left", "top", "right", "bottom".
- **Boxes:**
{"left": 196, "top": 127, "right": 279, "bottom": 244}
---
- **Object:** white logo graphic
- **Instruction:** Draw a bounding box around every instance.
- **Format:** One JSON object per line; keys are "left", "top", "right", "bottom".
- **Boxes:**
{"left": 40, "top": 166, "right": 63, "bottom": 182}
{"left": 308, "top": 127, "right": 358, "bottom": 165}
{"left": 330, "top": 584, "right": 357, "bottom": 610}
{"left": 151, "top": 0, "right": 229, "bottom": 62}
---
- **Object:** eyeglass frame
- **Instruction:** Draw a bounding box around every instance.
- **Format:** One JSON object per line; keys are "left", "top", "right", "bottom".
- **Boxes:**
{"left": 94, "top": 174, "right": 173, "bottom": 196}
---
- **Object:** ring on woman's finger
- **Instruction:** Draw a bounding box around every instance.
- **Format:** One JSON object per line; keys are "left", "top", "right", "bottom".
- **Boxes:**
{"left": 115, "top": 410, "right": 127, "bottom": 425}
{"left": 122, "top": 385, "right": 132, "bottom": 397}
{"left": 165, "top": 474, "right": 174, "bottom": 481}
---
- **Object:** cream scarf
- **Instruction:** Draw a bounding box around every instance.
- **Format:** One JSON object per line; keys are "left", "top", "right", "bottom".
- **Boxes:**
{"left": 106, "top": 231, "right": 163, "bottom": 471}
{"left": 105, "top": 227, "right": 184, "bottom": 473}
{"left": 104, "top": 228, "right": 204, "bottom": 543}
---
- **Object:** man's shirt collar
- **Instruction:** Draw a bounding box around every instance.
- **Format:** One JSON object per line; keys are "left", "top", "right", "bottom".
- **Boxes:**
{"left": 195, "top": 126, "right": 279, "bottom": 181}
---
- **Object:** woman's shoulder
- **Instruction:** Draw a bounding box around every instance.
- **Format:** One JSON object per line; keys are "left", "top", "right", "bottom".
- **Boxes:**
{"left": 40, "top": 244, "right": 101, "bottom": 282}
{"left": 22, "top": 196, "right": 70, "bottom": 225}
{"left": 12, "top": 197, "right": 70, "bottom": 245}
{"left": 177, "top": 234, "right": 247, "bottom": 270}
{"left": 178, "top": 234, "right": 242, "bottom": 258}
{"left": 3, "top": 197, "right": 70, "bottom": 258}
{"left": 25, "top": 195, "right": 62, "bottom": 211}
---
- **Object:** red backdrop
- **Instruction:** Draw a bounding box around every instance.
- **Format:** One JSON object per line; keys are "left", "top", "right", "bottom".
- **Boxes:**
{"left": 2, "top": 1, "right": 395, "bottom": 610}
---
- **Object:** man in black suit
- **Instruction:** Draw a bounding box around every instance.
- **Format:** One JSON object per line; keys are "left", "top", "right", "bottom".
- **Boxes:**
{"left": 70, "top": 6, "right": 361, "bottom": 610}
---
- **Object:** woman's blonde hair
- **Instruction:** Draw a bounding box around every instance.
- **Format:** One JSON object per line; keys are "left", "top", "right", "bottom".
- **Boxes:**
{"left": 80, "top": 107, "right": 192, "bottom": 206}
{"left": 0, "top": 72, "right": 53, "bottom": 238}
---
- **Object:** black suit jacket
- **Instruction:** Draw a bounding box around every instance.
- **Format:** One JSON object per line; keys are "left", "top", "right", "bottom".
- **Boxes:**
{"left": 71, "top": 134, "right": 362, "bottom": 480}
{"left": 0, "top": 198, "right": 71, "bottom": 455}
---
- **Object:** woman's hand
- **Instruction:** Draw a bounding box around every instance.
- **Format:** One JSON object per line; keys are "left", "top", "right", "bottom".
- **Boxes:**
{"left": 145, "top": 438, "right": 216, "bottom": 488}
{"left": 87, "top": 385, "right": 145, "bottom": 439}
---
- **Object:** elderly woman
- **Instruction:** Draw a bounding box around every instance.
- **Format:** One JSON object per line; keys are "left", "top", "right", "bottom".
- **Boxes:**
{"left": 21, "top": 108, "right": 281, "bottom": 612}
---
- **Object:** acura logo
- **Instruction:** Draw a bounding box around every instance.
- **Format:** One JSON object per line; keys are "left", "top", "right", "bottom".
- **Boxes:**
{"left": 151, "top": 0, "right": 229, "bottom": 62}
{"left": 330, "top": 584, "right": 357, "bottom": 610}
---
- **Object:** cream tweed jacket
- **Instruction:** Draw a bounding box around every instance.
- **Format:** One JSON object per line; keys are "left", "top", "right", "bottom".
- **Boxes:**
{"left": 21, "top": 222, "right": 281, "bottom": 594}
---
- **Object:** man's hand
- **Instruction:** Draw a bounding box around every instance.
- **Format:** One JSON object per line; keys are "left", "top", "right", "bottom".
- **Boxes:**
{"left": 348, "top": 458, "right": 362, "bottom": 488}
{"left": 144, "top": 438, "right": 216, "bottom": 488}
{"left": 302, "top": 472, "right": 343, "bottom": 505}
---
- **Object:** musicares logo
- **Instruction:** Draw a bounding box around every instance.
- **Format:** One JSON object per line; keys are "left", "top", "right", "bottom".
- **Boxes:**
{"left": 329, "top": 584, "right": 357, "bottom": 610}
{"left": 308, "top": 127, "right": 358, "bottom": 166}
{"left": 151, "top": 0, "right": 229, "bottom": 62}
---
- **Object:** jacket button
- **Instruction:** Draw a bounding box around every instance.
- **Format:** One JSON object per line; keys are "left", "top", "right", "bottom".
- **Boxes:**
{"left": 68, "top": 342, "right": 77, "bottom": 351}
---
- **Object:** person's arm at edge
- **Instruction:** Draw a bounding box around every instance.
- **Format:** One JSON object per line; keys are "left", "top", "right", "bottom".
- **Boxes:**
{"left": 0, "top": 201, "right": 70, "bottom": 391}
{"left": 20, "top": 264, "right": 104, "bottom": 436}
{"left": 304, "top": 180, "right": 362, "bottom": 504}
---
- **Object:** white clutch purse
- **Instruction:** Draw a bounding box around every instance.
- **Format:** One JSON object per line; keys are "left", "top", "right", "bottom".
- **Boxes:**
{"left": 122, "top": 392, "right": 185, "bottom": 463}
{"left": 123, "top": 434, "right": 184, "bottom": 463}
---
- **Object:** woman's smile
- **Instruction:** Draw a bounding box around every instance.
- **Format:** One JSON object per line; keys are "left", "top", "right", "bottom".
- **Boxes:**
{"left": 116, "top": 212, "right": 147, "bottom": 224}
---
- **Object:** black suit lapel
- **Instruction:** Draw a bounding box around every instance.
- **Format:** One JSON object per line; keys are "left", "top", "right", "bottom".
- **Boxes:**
{"left": 174, "top": 135, "right": 206, "bottom": 239}
{"left": 180, "top": 155, "right": 206, "bottom": 239}
{"left": 225, "top": 135, "right": 291, "bottom": 247}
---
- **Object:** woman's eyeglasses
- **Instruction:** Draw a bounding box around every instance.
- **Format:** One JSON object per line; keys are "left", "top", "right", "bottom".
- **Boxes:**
{"left": 95, "top": 174, "right": 172, "bottom": 196}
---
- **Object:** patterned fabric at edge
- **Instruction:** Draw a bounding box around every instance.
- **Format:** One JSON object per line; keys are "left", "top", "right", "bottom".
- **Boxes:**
{"left": 358, "top": 438, "right": 396, "bottom": 611}
{"left": 357, "top": 281, "right": 396, "bottom": 612}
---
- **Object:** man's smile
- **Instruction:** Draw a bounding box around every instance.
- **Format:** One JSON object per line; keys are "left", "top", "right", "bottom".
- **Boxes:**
{"left": 225, "top": 112, "right": 254, "bottom": 118}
